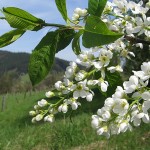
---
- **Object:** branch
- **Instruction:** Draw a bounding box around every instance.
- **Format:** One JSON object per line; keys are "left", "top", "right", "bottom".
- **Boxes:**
{"left": 124, "top": 35, "right": 150, "bottom": 45}
{"left": 42, "top": 23, "right": 65, "bottom": 28}
{"left": 0, "top": 17, "right": 5, "bottom": 20}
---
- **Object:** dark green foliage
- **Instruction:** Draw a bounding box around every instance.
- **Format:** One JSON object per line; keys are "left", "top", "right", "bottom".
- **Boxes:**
{"left": 82, "top": 16, "right": 123, "bottom": 48}
{"left": 106, "top": 71, "right": 123, "bottom": 97}
{"left": 56, "top": 29, "right": 75, "bottom": 53}
{"left": 88, "top": 0, "right": 107, "bottom": 17}
{"left": 29, "top": 29, "right": 75, "bottom": 86}
{"left": 72, "top": 30, "right": 84, "bottom": 55}
{"left": 28, "top": 31, "right": 59, "bottom": 86}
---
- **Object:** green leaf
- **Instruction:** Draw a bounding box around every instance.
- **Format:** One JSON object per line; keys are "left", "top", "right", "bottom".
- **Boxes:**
{"left": 28, "top": 28, "right": 75, "bottom": 85}
{"left": 56, "top": 29, "right": 75, "bottom": 53}
{"left": 88, "top": 0, "right": 107, "bottom": 17}
{"left": 82, "top": 16, "right": 123, "bottom": 48}
{"left": 2, "top": 7, "right": 45, "bottom": 31}
{"left": 72, "top": 30, "right": 84, "bottom": 55}
{"left": 0, "top": 29, "right": 25, "bottom": 48}
{"left": 55, "top": 0, "right": 68, "bottom": 22}
{"left": 106, "top": 71, "right": 123, "bottom": 97}
{"left": 28, "top": 32, "right": 59, "bottom": 85}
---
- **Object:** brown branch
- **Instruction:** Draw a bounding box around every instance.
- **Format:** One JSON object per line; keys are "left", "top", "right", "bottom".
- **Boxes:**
{"left": 124, "top": 35, "right": 150, "bottom": 45}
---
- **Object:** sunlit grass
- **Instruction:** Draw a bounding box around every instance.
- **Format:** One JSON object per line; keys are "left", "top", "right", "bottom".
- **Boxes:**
{"left": 0, "top": 92, "right": 149, "bottom": 150}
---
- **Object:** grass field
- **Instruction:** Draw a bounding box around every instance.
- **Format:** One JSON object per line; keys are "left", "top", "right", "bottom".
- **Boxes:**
{"left": 0, "top": 91, "right": 150, "bottom": 150}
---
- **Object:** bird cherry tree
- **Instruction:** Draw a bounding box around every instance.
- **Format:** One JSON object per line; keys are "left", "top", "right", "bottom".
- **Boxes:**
{"left": 0, "top": 0, "right": 150, "bottom": 138}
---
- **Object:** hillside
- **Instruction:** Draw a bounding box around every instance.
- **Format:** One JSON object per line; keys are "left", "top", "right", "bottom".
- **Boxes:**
{"left": 0, "top": 50, "right": 69, "bottom": 74}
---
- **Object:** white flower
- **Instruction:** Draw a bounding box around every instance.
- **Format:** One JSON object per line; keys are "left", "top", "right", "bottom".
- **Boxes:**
{"left": 123, "top": 75, "right": 139, "bottom": 93}
{"left": 93, "top": 49, "right": 113, "bottom": 69}
{"left": 97, "top": 107, "right": 111, "bottom": 121}
{"left": 72, "top": 13, "right": 79, "bottom": 21}
{"left": 45, "top": 91, "right": 54, "bottom": 98}
{"left": 91, "top": 115, "right": 100, "bottom": 129}
{"left": 133, "top": 61, "right": 150, "bottom": 80}
{"left": 76, "top": 50, "right": 94, "bottom": 67}
{"left": 65, "top": 62, "right": 77, "bottom": 79}
{"left": 35, "top": 114, "right": 43, "bottom": 121}
{"left": 141, "top": 62, "right": 150, "bottom": 78}
{"left": 55, "top": 81, "right": 64, "bottom": 91}
{"left": 131, "top": 110, "right": 144, "bottom": 126}
{"left": 58, "top": 104, "right": 68, "bottom": 113}
{"left": 98, "top": 78, "right": 109, "bottom": 92}
{"left": 119, "top": 121, "right": 132, "bottom": 133}
{"left": 97, "top": 126, "right": 110, "bottom": 139}
{"left": 72, "top": 80, "right": 90, "bottom": 99}
{"left": 113, "top": 99, "right": 129, "bottom": 116}
{"left": 75, "top": 70, "right": 87, "bottom": 81}
{"left": 74, "top": 8, "right": 87, "bottom": 17}
{"left": 44, "top": 115, "right": 54, "bottom": 123}
{"left": 142, "top": 101, "right": 150, "bottom": 113}
{"left": 86, "top": 92, "right": 94, "bottom": 102}
{"left": 38, "top": 99, "right": 48, "bottom": 107}
{"left": 80, "top": 9, "right": 87, "bottom": 17}
{"left": 131, "top": 105, "right": 150, "bottom": 126}
{"left": 134, "top": 15, "right": 150, "bottom": 35}
{"left": 129, "top": 1, "right": 149, "bottom": 15}
{"left": 104, "top": 98, "right": 115, "bottom": 110}
{"left": 113, "top": 0, "right": 128, "bottom": 13}
{"left": 141, "top": 91, "right": 150, "bottom": 100}
{"left": 74, "top": 8, "right": 82, "bottom": 14}
{"left": 107, "top": 65, "right": 123, "bottom": 73}
{"left": 71, "top": 101, "right": 79, "bottom": 110}
{"left": 31, "top": 117, "right": 36, "bottom": 123}
{"left": 112, "top": 86, "right": 126, "bottom": 99}
{"left": 135, "top": 43, "right": 143, "bottom": 49}
{"left": 87, "top": 80, "right": 99, "bottom": 86}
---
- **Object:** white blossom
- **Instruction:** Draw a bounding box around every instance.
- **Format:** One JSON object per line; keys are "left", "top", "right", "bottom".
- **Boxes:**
{"left": 38, "top": 99, "right": 48, "bottom": 107}
{"left": 45, "top": 91, "right": 55, "bottom": 98}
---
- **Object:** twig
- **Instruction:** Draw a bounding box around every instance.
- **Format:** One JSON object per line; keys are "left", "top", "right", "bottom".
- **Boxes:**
{"left": 124, "top": 35, "right": 150, "bottom": 45}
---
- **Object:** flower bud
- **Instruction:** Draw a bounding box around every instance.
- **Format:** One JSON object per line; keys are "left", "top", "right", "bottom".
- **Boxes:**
{"left": 35, "top": 114, "right": 43, "bottom": 121}
{"left": 86, "top": 93, "right": 93, "bottom": 102}
{"left": 34, "top": 105, "right": 39, "bottom": 110}
{"left": 45, "top": 91, "right": 55, "bottom": 98}
{"left": 71, "top": 102, "right": 78, "bottom": 110}
{"left": 38, "top": 99, "right": 48, "bottom": 107}
{"left": 62, "top": 104, "right": 68, "bottom": 113}
{"left": 74, "top": 8, "right": 82, "bottom": 14}
{"left": 29, "top": 111, "right": 36, "bottom": 116}
{"left": 72, "top": 13, "right": 80, "bottom": 20}
{"left": 80, "top": 9, "right": 87, "bottom": 17}
{"left": 31, "top": 117, "right": 36, "bottom": 123}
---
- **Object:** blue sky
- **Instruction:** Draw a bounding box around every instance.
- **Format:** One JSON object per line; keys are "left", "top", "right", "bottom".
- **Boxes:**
{"left": 0, "top": 0, "right": 88, "bottom": 61}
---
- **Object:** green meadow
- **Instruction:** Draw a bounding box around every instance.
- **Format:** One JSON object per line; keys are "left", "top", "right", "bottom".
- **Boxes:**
{"left": 0, "top": 92, "right": 150, "bottom": 150}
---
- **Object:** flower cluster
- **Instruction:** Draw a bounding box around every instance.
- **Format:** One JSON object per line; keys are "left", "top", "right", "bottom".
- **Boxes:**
{"left": 72, "top": 8, "right": 87, "bottom": 23}
{"left": 29, "top": 0, "right": 150, "bottom": 138}
{"left": 29, "top": 47, "right": 121, "bottom": 123}
{"left": 91, "top": 62, "right": 150, "bottom": 138}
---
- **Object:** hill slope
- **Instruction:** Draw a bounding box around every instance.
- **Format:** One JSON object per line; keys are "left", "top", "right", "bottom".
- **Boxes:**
{"left": 0, "top": 50, "right": 69, "bottom": 74}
